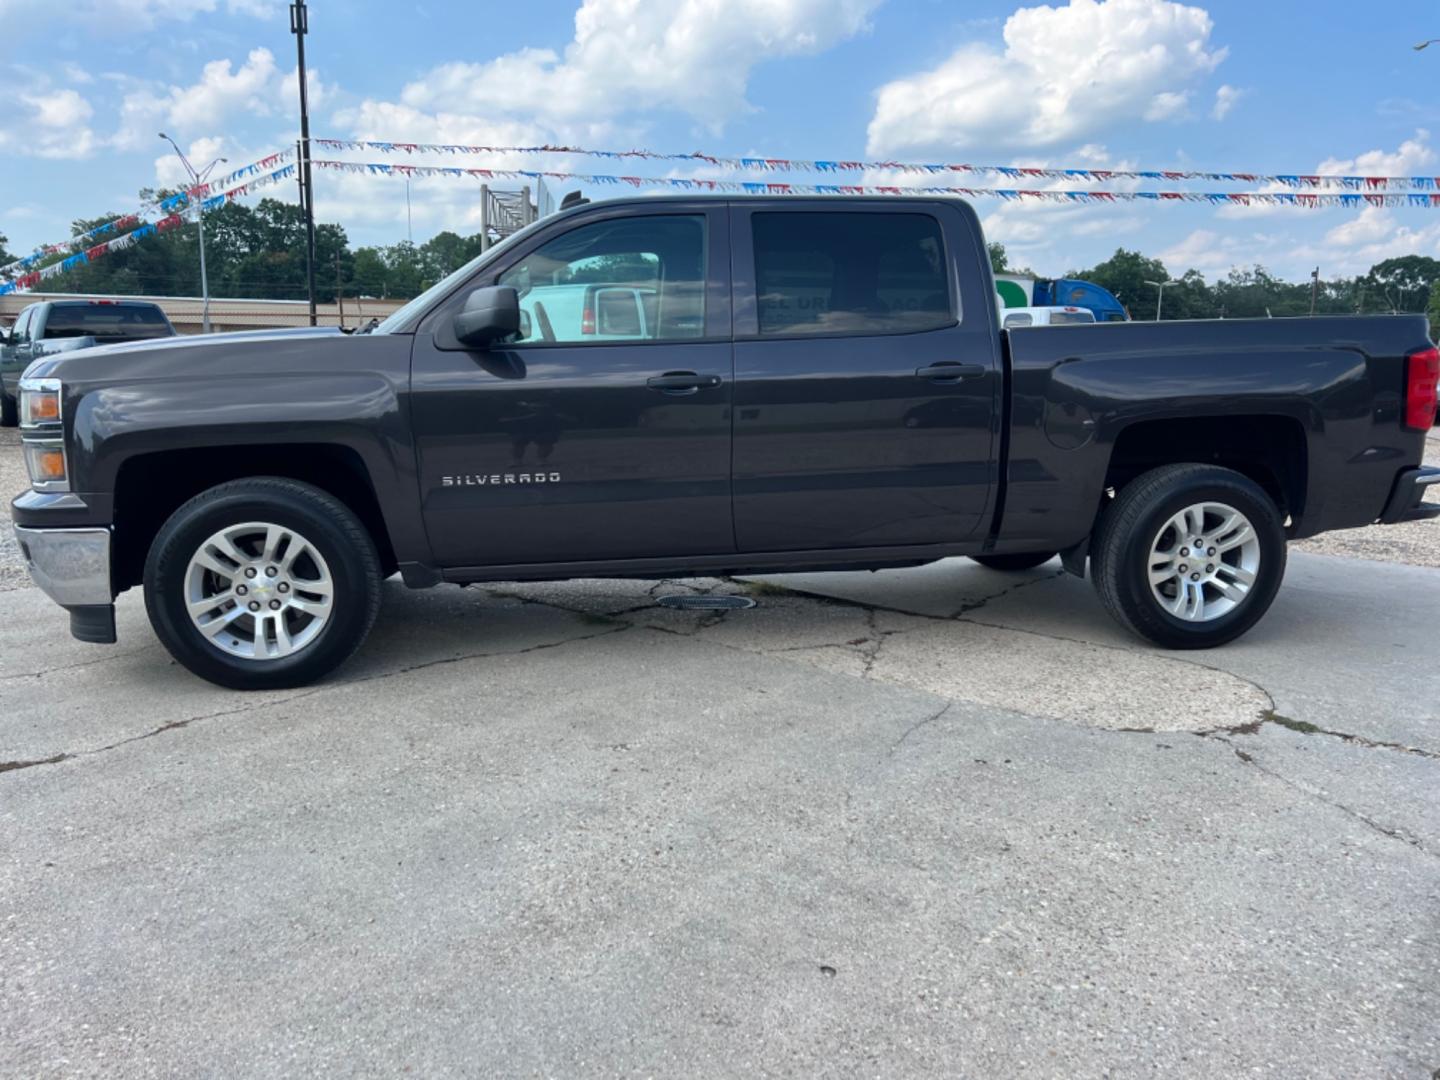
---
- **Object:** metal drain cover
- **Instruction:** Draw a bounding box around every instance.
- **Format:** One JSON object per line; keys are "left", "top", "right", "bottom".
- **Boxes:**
{"left": 656, "top": 594, "right": 756, "bottom": 611}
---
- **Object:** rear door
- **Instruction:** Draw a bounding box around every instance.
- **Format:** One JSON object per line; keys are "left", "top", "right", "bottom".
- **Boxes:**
{"left": 410, "top": 204, "right": 734, "bottom": 568}
{"left": 729, "top": 202, "right": 1002, "bottom": 552}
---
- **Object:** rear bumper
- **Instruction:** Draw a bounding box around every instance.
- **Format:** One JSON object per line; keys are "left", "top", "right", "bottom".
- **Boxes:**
{"left": 1379, "top": 466, "right": 1440, "bottom": 524}
{"left": 12, "top": 525, "right": 117, "bottom": 643}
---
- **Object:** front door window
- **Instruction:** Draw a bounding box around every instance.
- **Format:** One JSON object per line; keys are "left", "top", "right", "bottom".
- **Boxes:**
{"left": 497, "top": 215, "right": 706, "bottom": 344}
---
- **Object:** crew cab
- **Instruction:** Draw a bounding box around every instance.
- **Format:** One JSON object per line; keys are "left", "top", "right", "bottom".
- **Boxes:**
{"left": 1, "top": 299, "right": 175, "bottom": 426}
{"left": 11, "top": 196, "right": 1439, "bottom": 690}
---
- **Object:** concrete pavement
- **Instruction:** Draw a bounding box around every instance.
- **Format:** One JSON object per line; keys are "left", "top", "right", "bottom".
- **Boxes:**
{"left": 2, "top": 546, "right": 1438, "bottom": 1077}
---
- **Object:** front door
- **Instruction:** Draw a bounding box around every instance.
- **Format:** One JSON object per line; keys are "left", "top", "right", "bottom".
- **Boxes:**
{"left": 729, "top": 203, "right": 1001, "bottom": 552}
{"left": 411, "top": 206, "right": 734, "bottom": 568}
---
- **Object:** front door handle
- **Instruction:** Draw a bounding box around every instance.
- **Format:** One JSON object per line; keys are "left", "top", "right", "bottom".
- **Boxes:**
{"left": 647, "top": 371, "right": 723, "bottom": 394}
{"left": 915, "top": 362, "right": 986, "bottom": 382}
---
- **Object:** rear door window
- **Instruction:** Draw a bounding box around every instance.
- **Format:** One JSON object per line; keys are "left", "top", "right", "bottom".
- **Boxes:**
{"left": 751, "top": 212, "right": 953, "bottom": 337}
{"left": 43, "top": 304, "right": 172, "bottom": 340}
{"left": 1003, "top": 313, "right": 1034, "bottom": 328}
{"left": 1049, "top": 310, "right": 1095, "bottom": 325}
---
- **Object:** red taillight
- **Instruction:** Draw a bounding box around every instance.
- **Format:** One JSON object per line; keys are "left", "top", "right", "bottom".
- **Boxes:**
{"left": 1405, "top": 346, "right": 1440, "bottom": 431}
{"left": 581, "top": 304, "right": 596, "bottom": 335}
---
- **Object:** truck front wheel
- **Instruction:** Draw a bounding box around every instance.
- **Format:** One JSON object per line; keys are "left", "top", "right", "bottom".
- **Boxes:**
{"left": 144, "top": 477, "right": 383, "bottom": 689}
{"left": 1091, "top": 464, "right": 1287, "bottom": 649}
{"left": 0, "top": 390, "right": 17, "bottom": 428}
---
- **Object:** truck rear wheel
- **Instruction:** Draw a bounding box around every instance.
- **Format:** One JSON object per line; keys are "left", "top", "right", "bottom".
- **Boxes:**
{"left": 0, "top": 390, "right": 17, "bottom": 428}
{"left": 969, "top": 552, "right": 1056, "bottom": 571}
{"left": 1091, "top": 464, "right": 1286, "bottom": 649}
{"left": 144, "top": 478, "right": 382, "bottom": 690}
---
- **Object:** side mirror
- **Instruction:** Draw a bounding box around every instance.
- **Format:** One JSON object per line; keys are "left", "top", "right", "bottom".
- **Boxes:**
{"left": 453, "top": 286, "right": 520, "bottom": 348}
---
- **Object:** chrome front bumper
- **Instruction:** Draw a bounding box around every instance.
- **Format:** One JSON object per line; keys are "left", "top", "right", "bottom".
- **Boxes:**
{"left": 13, "top": 525, "right": 113, "bottom": 607}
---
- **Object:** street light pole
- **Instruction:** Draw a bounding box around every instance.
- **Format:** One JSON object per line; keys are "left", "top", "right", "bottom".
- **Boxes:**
{"left": 159, "top": 133, "right": 226, "bottom": 334}
{"left": 1144, "top": 278, "right": 1177, "bottom": 321}
{"left": 291, "top": 0, "right": 318, "bottom": 326}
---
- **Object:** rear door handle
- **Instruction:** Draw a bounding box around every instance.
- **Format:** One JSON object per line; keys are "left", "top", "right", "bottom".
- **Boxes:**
{"left": 647, "top": 371, "right": 722, "bottom": 393}
{"left": 915, "top": 362, "right": 986, "bottom": 382}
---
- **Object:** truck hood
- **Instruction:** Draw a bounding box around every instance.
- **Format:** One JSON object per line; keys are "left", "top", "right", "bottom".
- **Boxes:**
{"left": 24, "top": 325, "right": 349, "bottom": 380}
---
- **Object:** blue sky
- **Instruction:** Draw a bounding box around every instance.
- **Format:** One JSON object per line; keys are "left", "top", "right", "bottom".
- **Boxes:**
{"left": 2, "top": 0, "right": 1439, "bottom": 281}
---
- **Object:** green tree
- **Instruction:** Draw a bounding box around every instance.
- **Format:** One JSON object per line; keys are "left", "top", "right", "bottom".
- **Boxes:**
{"left": 1361, "top": 255, "right": 1440, "bottom": 314}
{"left": 1427, "top": 280, "right": 1440, "bottom": 341}
{"left": 0, "top": 231, "right": 13, "bottom": 266}
{"left": 1070, "top": 248, "right": 1173, "bottom": 319}
{"left": 988, "top": 242, "right": 1009, "bottom": 274}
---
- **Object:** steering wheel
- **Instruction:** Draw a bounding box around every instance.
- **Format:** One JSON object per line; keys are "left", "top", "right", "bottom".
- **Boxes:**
{"left": 533, "top": 301, "right": 556, "bottom": 343}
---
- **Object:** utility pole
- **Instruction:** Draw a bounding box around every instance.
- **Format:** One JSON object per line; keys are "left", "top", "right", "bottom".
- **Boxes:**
{"left": 159, "top": 134, "right": 225, "bottom": 333}
{"left": 334, "top": 250, "right": 345, "bottom": 328}
{"left": 291, "top": 0, "right": 318, "bottom": 327}
{"left": 406, "top": 178, "right": 413, "bottom": 245}
{"left": 1310, "top": 267, "right": 1320, "bottom": 315}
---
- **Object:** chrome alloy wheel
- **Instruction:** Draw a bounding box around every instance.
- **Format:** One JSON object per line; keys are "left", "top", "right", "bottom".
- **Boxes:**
{"left": 1147, "top": 501, "right": 1261, "bottom": 623}
{"left": 184, "top": 521, "right": 335, "bottom": 660}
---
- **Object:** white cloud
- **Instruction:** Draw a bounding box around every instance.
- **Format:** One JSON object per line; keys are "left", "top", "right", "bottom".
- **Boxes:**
{"left": 397, "top": 0, "right": 880, "bottom": 129}
{"left": 1306, "top": 208, "right": 1440, "bottom": 277}
{"left": 114, "top": 48, "right": 326, "bottom": 150}
{"left": 165, "top": 49, "right": 281, "bottom": 130}
{"left": 1143, "top": 90, "right": 1190, "bottom": 121}
{"left": 0, "top": 89, "right": 99, "bottom": 159}
{"left": 866, "top": 0, "right": 1227, "bottom": 155}
{"left": 1211, "top": 83, "right": 1242, "bottom": 120}
{"left": 1314, "top": 130, "right": 1436, "bottom": 179}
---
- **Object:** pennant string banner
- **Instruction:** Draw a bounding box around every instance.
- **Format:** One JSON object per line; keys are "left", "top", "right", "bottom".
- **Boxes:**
{"left": 0, "top": 163, "right": 296, "bottom": 296}
{"left": 1, "top": 148, "right": 295, "bottom": 280}
{"left": 315, "top": 138, "right": 1440, "bottom": 192}
{"left": 311, "top": 159, "right": 1440, "bottom": 209}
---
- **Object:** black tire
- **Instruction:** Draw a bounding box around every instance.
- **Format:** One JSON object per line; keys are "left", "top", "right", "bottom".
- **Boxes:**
{"left": 970, "top": 551, "right": 1057, "bottom": 571}
{"left": 1091, "top": 463, "right": 1286, "bottom": 650}
{"left": 0, "top": 390, "right": 17, "bottom": 428}
{"left": 144, "top": 477, "right": 382, "bottom": 690}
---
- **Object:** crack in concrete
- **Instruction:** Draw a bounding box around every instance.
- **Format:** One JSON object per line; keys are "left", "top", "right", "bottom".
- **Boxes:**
{"left": 1212, "top": 736, "right": 1434, "bottom": 858}
{"left": 0, "top": 621, "right": 631, "bottom": 780}
{"left": 0, "top": 643, "right": 163, "bottom": 683}
{"left": 888, "top": 701, "right": 954, "bottom": 758}
{"left": 1207, "top": 710, "right": 1439, "bottom": 760}
{"left": 950, "top": 569, "right": 1067, "bottom": 618}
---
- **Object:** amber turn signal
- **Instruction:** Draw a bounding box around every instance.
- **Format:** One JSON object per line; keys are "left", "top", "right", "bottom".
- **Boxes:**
{"left": 29, "top": 394, "right": 60, "bottom": 422}
{"left": 22, "top": 442, "right": 67, "bottom": 487}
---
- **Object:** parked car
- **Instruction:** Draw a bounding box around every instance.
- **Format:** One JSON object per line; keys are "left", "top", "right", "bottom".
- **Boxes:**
{"left": 1002, "top": 305, "right": 1097, "bottom": 328}
{"left": 516, "top": 283, "right": 660, "bottom": 341}
{"left": 11, "top": 196, "right": 1439, "bottom": 689}
{"left": 1, "top": 299, "right": 175, "bottom": 426}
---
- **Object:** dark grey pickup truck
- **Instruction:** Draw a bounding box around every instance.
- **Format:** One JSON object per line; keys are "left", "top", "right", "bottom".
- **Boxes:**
{"left": 11, "top": 196, "right": 1439, "bottom": 689}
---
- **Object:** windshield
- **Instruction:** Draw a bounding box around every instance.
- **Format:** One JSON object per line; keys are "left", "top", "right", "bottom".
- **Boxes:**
{"left": 372, "top": 217, "right": 553, "bottom": 334}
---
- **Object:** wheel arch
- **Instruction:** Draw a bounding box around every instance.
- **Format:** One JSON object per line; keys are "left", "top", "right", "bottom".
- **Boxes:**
{"left": 112, "top": 443, "right": 397, "bottom": 591}
{"left": 1103, "top": 413, "right": 1308, "bottom": 528}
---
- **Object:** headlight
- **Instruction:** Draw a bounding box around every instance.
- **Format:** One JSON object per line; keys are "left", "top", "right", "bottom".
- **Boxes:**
{"left": 22, "top": 439, "right": 69, "bottom": 490}
{"left": 19, "top": 378, "right": 68, "bottom": 491}
{"left": 19, "top": 377, "right": 62, "bottom": 428}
